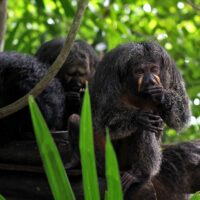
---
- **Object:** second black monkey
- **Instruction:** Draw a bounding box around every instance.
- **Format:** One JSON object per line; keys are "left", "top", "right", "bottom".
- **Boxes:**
{"left": 35, "top": 39, "right": 100, "bottom": 123}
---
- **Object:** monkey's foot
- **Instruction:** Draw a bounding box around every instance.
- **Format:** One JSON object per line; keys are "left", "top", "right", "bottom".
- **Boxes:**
{"left": 125, "top": 180, "right": 157, "bottom": 200}
{"left": 121, "top": 171, "right": 139, "bottom": 193}
{"left": 65, "top": 153, "right": 80, "bottom": 169}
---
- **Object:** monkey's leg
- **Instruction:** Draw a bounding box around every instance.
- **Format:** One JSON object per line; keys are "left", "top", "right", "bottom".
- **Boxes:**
{"left": 117, "top": 130, "right": 161, "bottom": 199}
{"left": 121, "top": 171, "right": 157, "bottom": 200}
{"left": 152, "top": 140, "right": 200, "bottom": 200}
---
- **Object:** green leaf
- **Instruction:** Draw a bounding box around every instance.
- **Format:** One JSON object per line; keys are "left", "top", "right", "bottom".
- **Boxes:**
{"left": 0, "top": 194, "right": 6, "bottom": 200}
{"left": 59, "top": 0, "right": 75, "bottom": 17}
{"left": 79, "top": 84, "right": 100, "bottom": 200}
{"left": 5, "top": 22, "right": 20, "bottom": 51}
{"left": 28, "top": 95, "right": 75, "bottom": 200}
{"left": 105, "top": 128, "right": 123, "bottom": 200}
{"left": 104, "top": 191, "right": 108, "bottom": 200}
{"left": 35, "top": 0, "right": 45, "bottom": 10}
{"left": 190, "top": 192, "right": 200, "bottom": 200}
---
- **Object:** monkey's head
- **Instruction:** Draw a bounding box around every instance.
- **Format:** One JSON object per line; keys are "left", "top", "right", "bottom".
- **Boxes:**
{"left": 36, "top": 39, "right": 99, "bottom": 93}
{"left": 91, "top": 41, "right": 177, "bottom": 105}
{"left": 58, "top": 49, "right": 90, "bottom": 92}
{"left": 57, "top": 40, "right": 100, "bottom": 93}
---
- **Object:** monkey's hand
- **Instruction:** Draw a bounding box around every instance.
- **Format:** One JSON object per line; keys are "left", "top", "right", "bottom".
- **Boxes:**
{"left": 144, "top": 85, "right": 165, "bottom": 104}
{"left": 66, "top": 92, "right": 81, "bottom": 109}
{"left": 136, "top": 112, "right": 164, "bottom": 134}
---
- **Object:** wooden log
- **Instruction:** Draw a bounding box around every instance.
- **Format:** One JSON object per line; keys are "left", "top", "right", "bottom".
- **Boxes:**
{"left": 0, "top": 169, "right": 105, "bottom": 200}
{"left": 0, "top": 131, "right": 71, "bottom": 165}
{"left": 0, "top": 133, "right": 199, "bottom": 200}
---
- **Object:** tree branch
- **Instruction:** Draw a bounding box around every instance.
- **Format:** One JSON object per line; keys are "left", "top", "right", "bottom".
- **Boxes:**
{"left": 0, "top": 0, "right": 89, "bottom": 119}
{"left": 0, "top": 0, "right": 7, "bottom": 51}
{"left": 186, "top": 0, "right": 200, "bottom": 11}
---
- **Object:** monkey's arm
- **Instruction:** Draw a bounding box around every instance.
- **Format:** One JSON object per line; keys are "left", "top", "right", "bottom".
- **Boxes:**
{"left": 95, "top": 99, "right": 163, "bottom": 140}
{"left": 160, "top": 88, "right": 190, "bottom": 131}
{"left": 96, "top": 102, "right": 138, "bottom": 139}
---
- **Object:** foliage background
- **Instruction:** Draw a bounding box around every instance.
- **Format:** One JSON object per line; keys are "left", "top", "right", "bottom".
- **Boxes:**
{"left": 5, "top": 0, "right": 200, "bottom": 143}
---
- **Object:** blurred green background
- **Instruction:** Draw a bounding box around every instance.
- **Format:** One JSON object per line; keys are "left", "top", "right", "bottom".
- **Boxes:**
{"left": 5, "top": 0, "right": 200, "bottom": 143}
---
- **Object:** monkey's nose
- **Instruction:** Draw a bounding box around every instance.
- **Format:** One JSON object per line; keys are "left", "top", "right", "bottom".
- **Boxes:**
{"left": 143, "top": 73, "right": 156, "bottom": 87}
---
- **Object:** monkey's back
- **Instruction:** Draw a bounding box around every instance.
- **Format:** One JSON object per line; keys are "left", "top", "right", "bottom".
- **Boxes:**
{"left": 0, "top": 52, "right": 65, "bottom": 142}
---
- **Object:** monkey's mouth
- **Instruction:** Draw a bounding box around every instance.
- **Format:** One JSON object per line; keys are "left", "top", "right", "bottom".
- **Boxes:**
{"left": 65, "top": 87, "right": 85, "bottom": 100}
{"left": 65, "top": 85, "right": 85, "bottom": 93}
{"left": 65, "top": 85, "right": 81, "bottom": 92}
{"left": 64, "top": 78, "right": 84, "bottom": 92}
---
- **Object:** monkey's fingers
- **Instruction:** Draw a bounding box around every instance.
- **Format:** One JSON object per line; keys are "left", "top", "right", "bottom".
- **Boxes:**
{"left": 138, "top": 117, "right": 163, "bottom": 129}
{"left": 137, "top": 115, "right": 162, "bottom": 128}
{"left": 139, "top": 118, "right": 163, "bottom": 127}
{"left": 148, "top": 85, "right": 163, "bottom": 89}
{"left": 148, "top": 87, "right": 162, "bottom": 92}
{"left": 147, "top": 125, "right": 164, "bottom": 133}
{"left": 144, "top": 87, "right": 163, "bottom": 95}
{"left": 139, "top": 112, "right": 162, "bottom": 120}
{"left": 143, "top": 122, "right": 164, "bottom": 132}
{"left": 138, "top": 119, "right": 164, "bottom": 133}
{"left": 144, "top": 85, "right": 163, "bottom": 90}
{"left": 151, "top": 93, "right": 164, "bottom": 98}
{"left": 148, "top": 117, "right": 163, "bottom": 123}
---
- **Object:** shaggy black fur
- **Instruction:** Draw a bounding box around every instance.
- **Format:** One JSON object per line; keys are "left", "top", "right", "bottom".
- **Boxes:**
{"left": 125, "top": 140, "right": 200, "bottom": 200}
{"left": 153, "top": 140, "right": 200, "bottom": 200}
{"left": 90, "top": 41, "right": 191, "bottom": 198}
{"left": 35, "top": 39, "right": 99, "bottom": 76}
{"left": 0, "top": 52, "right": 65, "bottom": 143}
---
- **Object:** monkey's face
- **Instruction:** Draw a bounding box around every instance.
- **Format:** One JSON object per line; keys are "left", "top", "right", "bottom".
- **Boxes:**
{"left": 58, "top": 59, "right": 91, "bottom": 93}
{"left": 132, "top": 62, "right": 162, "bottom": 94}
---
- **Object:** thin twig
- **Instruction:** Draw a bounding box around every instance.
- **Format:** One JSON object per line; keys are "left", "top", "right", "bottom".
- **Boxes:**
{"left": 186, "top": 0, "right": 200, "bottom": 11}
{"left": 0, "top": 0, "right": 89, "bottom": 118}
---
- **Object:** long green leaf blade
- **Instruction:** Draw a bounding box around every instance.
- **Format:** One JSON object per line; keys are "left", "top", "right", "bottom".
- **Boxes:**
{"left": 0, "top": 194, "right": 6, "bottom": 200}
{"left": 28, "top": 95, "right": 75, "bottom": 200}
{"left": 105, "top": 129, "right": 123, "bottom": 200}
{"left": 79, "top": 85, "right": 100, "bottom": 200}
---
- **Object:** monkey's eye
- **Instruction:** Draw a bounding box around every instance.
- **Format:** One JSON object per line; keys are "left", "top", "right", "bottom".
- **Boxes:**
{"left": 151, "top": 66, "right": 159, "bottom": 74}
{"left": 79, "top": 53, "right": 87, "bottom": 59}
{"left": 80, "top": 72, "right": 87, "bottom": 76}
{"left": 67, "top": 72, "right": 76, "bottom": 76}
{"left": 134, "top": 69, "right": 144, "bottom": 75}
